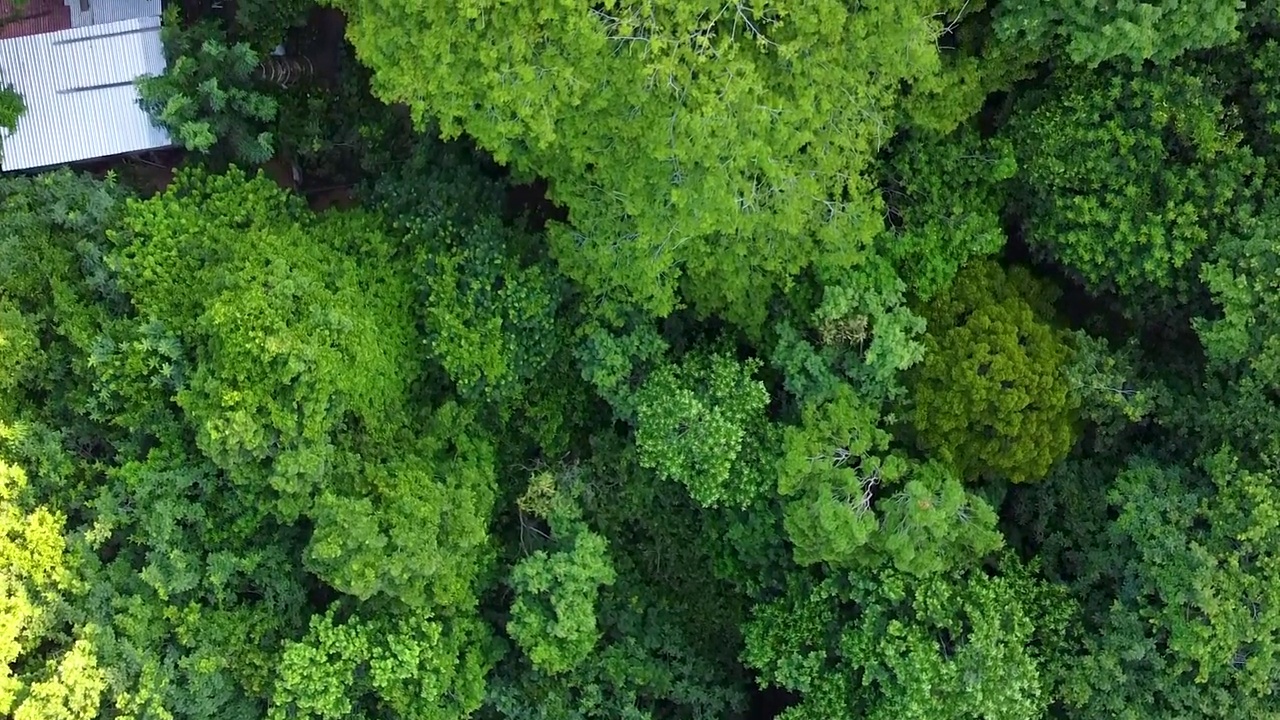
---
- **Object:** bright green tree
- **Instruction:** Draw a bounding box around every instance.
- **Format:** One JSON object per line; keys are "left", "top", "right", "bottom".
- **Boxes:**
{"left": 108, "top": 168, "right": 498, "bottom": 613}
{"left": 0, "top": 458, "right": 105, "bottom": 720}
{"left": 631, "top": 350, "right": 772, "bottom": 508}
{"left": 506, "top": 474, "right": 617, "bottom": 675}
{"left": 777, "top": 384, "right": 1001, "bottom": 573}
{"left": 328, "top": 0, "right": 996, "bottom": 325}
{"left": 108, "top": 168, "right": 412, "bottom": 511}
{"left": 269, "top": 606, "right": 494, "bottom": 720}
{"left": 303, "top": 420, "right": 497, "bottom": 609}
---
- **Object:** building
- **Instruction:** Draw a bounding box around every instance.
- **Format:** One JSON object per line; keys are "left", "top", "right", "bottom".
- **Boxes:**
{"left": 0, "top": 0, "right": 169, "bottom": 171}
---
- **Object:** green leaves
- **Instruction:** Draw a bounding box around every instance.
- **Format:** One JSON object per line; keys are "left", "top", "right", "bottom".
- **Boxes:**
{"left": 993, "top": 0, "right": 1242, "bottom": 66}
{"left": 1064, "top": 331, "right": 1160, "bottom": 445}
{"left": 776, "top": 383, "right": 900, "bottom": 566}
{"left": 1006, "top": 64, "right": 1261, "bottom": 302}
{"left": 270, "top": 607, "right": 493, "bottom": 720}
{"left": 1198, "top": 202, "right": 1280, "bottom": 377}
{"left": 503, "top": 474, "right": 620, "bottom": 679}
{"left": 418, "top": 220, "right": 563, "bottom": 407}
{"left": 575, "top": 321, "right": 669, "bottom": 421}
{"left": 745, "top": 560, "right": 1075, "bottom": 720}
{"left": 873, "top": 462, "right": 1003, "bottom": 577}
{"left": 776, "top": 384, "right": 1001, "bottom": 573}
{"left": 0, "top": 82, "right": 23, "bottom": 133}
{"left": 110, "top": 168, "right": 416, "bottom": 513}
{"left": 1060, "top": 450, "right": 1280, "bottom": 719}
{"left": 508, "top": 528, "right": 616, "bottom": 675}
{"left": 305, "top": 434, "right": 497, "bottom": 609}
{"left": 880, "top": 126, "right": 1016, "bottom": 299}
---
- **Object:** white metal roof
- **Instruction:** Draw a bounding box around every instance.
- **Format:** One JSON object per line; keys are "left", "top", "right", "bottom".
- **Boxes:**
{"left": 0, "top": 15, "right": 171, "bottom": 171}
{"left": 90, "top": 0, "right": 164, "bottom": 25}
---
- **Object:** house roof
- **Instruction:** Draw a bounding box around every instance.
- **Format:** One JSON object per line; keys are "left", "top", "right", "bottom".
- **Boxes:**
{"left": 0, "top": 14, "right": 171, "bottom": 171}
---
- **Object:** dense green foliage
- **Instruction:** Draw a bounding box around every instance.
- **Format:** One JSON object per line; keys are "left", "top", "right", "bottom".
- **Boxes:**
{"left": 1006, "top": 63, "right": 1260, "bottom": 303}
{"left": 0, "top": 84, "right": 21, "bottom": 132}
{"left": 328, "top": 0, "right": 1000, "bottom": 328}
{"left": 137, "top": 16, "right": 278, "bottom": 164}
{"left": 992, "top": 0, "right": 1243, "bottom": 66}
{"left": 0, "top": 82, "right": 22, "bottom": 164}
{"left": 14, "top": 1, "right": 1280, "bottom": 718}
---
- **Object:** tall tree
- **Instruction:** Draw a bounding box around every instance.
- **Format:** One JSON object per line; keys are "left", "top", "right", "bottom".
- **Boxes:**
{"left": 1054, "top": 451, "right": 1280, "bottom": 720}
{"left": 137, "top": 17, "right": 279, "bottom": 165}
{"left": 744, "top": 558, "right": 1076, "bottom": 720}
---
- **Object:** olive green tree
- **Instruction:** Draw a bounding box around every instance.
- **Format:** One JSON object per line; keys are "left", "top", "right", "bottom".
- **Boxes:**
{"left": 909, "top": 262, "right": 1079, "bottom": 483}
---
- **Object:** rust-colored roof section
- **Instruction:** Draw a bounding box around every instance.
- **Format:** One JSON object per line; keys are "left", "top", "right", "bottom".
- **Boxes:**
{"left": 0, "top": 0, "right": 73, "bottom": 40}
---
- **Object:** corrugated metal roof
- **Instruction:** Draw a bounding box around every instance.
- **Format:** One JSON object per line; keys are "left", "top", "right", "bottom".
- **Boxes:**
{"left": 0, "top": 14, "right": 171, "bottom": 171}
{"left": 0, "top": 0, "right": 73, "bottom": 39}
{"left": 91, "top": 0, "right": 161, "bottom": 25}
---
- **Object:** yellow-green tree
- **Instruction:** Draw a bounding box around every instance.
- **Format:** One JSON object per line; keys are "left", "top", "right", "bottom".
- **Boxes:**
{"left": 0, "top": 458, "right": 106, "bottom": 720}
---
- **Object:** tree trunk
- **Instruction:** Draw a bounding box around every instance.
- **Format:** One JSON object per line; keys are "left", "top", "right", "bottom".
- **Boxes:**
{"left": 256, "top": 56, "right": 314, "bottom": 89}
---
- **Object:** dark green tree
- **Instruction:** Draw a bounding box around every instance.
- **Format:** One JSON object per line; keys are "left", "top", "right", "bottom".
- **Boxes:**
{"left": 880, "top": 126, "right": 1016, "bottom": 299}
{"left": 744, "top": 558, "right": 1076, "bottom": 720}
{"left": 1055, "top": 451, "right": 1280, "bottom": 719}
{"left": 770, "top": 256, "right": 926, "bottom": 409}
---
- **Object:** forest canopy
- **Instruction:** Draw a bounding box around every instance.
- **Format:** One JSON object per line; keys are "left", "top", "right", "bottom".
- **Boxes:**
{"left": 4, "top": 0, "right": 1280, "bottom": 718}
